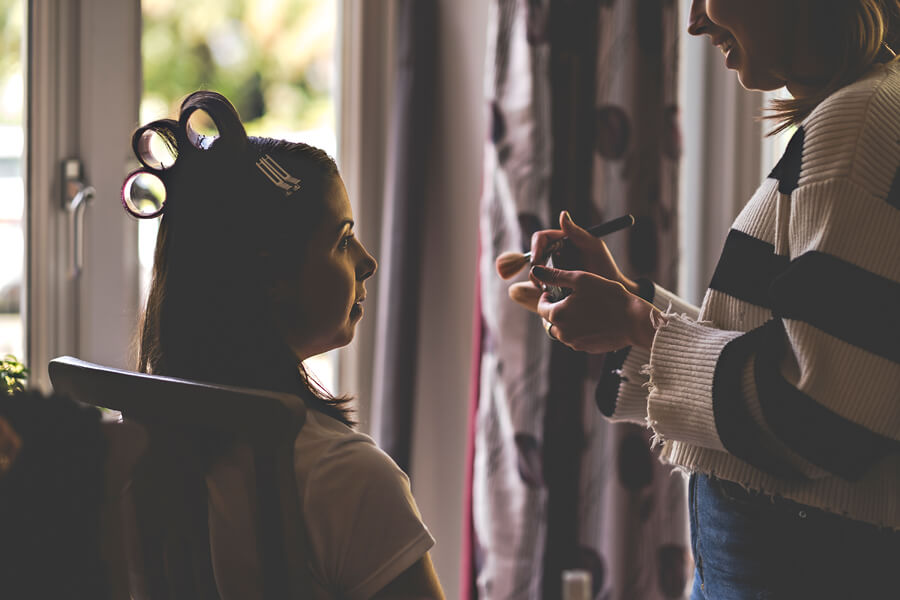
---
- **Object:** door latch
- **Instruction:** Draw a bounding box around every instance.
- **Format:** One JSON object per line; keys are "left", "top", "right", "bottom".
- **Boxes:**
{"left": 62, "top": 158, "right": 95, "bottom": 279}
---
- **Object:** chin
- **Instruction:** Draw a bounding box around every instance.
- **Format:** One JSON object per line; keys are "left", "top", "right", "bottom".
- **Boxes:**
{"left": 336, "top": 325, "right": 356, "bottom": 347}
{"left": 735, "top": 68, "right": 784, "bottom": 92}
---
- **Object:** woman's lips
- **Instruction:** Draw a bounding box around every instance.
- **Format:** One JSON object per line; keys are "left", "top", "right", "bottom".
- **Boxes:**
{"left": 350, "top": 297, "right": 365, "bottom": 320}
{"left": 713, "top": 36, "right": 737, "bottom": 68}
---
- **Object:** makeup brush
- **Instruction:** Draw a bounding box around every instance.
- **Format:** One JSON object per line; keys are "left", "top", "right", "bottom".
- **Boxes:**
{"left": 495, "top": 214, "right": 635, "bottom": 280}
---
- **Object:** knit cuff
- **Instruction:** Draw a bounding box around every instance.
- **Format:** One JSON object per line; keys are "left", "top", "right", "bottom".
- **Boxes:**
{"left": 613, "top": 345, "right": 651, "bottom": 424}
{"left": 651, "top": 284, "right": 700, "bottom": 320}
{"left": 646, "top": 313, "right": 741, "bottom": 451}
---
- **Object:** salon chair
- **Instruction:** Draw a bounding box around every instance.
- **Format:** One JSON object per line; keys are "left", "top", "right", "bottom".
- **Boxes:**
{"left": 48, "top": 356, "right": 312, "bottom": 600}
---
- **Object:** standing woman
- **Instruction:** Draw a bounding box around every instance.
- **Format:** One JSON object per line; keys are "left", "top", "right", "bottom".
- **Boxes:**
{"left": 508, "top": 1, "right": 900, "bottom": 598}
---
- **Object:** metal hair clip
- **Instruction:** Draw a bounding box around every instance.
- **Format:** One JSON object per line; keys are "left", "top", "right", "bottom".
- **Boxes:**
{"left": 255, "top": 154, "right": 302, "bottom": 195}
{"left": 883, "top": 41, "right": 897, "bottom": 58}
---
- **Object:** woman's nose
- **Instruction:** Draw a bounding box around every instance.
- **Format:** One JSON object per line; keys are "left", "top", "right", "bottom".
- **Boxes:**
{"left": 357, "top": 246, "right": 377, "bottom": 281}
{"left": 687, "top": 0, "right": 708, "bottom": 36}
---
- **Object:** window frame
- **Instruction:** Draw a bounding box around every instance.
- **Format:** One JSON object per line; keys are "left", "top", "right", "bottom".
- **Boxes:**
{"left": 26, "top": 0, "right": 141, "bottom": 388}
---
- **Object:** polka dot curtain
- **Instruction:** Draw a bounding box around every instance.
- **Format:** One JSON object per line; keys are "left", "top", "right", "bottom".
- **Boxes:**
{"left": 470, "top": 1, "right": 689, "bottom": 598}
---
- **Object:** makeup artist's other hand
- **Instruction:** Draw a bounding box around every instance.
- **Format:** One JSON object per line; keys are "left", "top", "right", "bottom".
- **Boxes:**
{"left": 530, "top": 211, "right": 640, "bottom": 295}
{"left": 528, "top": 265, "right": 657, "bottom": 352}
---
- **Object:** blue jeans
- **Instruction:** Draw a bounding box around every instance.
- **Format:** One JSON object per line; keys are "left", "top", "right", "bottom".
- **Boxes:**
{"left": 689, "top": 473, "right": 900, "bottom": 600}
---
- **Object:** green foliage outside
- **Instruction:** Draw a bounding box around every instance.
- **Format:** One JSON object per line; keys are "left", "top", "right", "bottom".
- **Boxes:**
{"left": 0, "top": 0, "right": 23, "bottom": 126}
{"left": 142, "top": 0, "right": 335, "bottom": 136}
{"left": 1, "top": 354, "right": 27, "bottom": 395}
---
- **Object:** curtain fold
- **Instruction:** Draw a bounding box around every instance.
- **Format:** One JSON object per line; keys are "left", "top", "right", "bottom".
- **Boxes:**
{"left": 369, "top": 0, "right": 437, "bottom": 473}
{"left": 472, "top": 1, "right": 690, "bottom": 598}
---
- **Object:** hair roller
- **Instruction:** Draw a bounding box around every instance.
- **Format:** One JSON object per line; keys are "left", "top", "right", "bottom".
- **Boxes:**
{"left": 131, "top": 119, "right": 180, "bottom": 171}
{"left": 178, "top": 91, "right": 249, "bottom": 155}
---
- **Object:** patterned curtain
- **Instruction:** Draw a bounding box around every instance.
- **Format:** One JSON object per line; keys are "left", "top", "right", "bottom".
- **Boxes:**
{"left": 471, "top": 1, "right": 690, "bottom": 599}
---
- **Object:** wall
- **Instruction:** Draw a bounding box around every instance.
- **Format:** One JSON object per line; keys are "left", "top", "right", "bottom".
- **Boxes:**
{"left": 409, "top": 0, "right": 487, "bottom": 597}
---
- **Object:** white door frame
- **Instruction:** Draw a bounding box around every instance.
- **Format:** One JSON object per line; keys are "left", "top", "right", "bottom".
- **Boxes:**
{"left": 27, "top": 0, "right": 141, "bottom": 388}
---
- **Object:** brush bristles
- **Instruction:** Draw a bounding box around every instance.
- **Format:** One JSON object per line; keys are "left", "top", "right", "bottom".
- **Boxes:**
{"left": 496, "top": 251, "right": 530, "bottom": 279}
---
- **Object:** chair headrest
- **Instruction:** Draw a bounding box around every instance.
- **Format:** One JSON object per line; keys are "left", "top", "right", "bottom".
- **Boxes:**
{"left": 49, "top": 356, "right": 306, "bottom": 443}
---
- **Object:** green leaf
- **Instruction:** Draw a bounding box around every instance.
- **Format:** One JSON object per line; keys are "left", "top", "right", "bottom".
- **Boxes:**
{"left": 0, "top": 354, "right": 28, "bottom": 395}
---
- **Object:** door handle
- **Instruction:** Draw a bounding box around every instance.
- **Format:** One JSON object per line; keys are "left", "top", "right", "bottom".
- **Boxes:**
{"left": 62, "top": 158, "right": 95, "bottom": 279}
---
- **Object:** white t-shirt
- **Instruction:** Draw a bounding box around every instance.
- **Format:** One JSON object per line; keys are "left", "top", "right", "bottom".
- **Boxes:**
{"left": 294, "top": 409, "right": 435, "bottom": 599}
{"left": 206, "top": 408, "right": 434, "bottom": 600}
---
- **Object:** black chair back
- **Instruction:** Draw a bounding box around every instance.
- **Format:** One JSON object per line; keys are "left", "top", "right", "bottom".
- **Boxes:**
{"left": 49, "top": 356, "right": 313, "bottom": 600}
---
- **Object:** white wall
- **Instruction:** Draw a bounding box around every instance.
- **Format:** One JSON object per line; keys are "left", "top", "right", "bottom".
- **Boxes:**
{"left": 409, "top": 0, "right": 487, "bottom": 597}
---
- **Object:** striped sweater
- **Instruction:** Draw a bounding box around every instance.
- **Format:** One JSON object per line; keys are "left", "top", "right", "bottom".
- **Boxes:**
{"left": 599, "top": 62, "right": 900, "bottom": 529}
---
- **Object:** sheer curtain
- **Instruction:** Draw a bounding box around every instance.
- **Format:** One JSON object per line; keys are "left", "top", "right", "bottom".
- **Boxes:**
{"left": 338, "top": 0, "right": 436, "bottom": 471}
{"left": 338, "top": 2, "right": 485, "bottom": 595}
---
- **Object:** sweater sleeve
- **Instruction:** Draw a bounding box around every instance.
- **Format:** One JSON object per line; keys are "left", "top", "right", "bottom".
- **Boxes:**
{"left": 596, "top": 281, "right": 700, "bottom": 424}
{"left": 646, "top": 175, "right": 900, "bottom": 481}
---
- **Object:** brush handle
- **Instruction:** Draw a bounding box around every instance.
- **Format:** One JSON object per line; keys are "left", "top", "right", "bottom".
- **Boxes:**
{"left": 524, "top": 213, "right": 635, "bottom": 264}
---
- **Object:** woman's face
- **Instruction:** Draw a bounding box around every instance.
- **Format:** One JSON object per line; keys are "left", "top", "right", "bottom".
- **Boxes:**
{"left": 275, "top": 176, "right": 377, "bottom": 361}
{"left": 688, "top": 0, "right": 795, "bottom": 92}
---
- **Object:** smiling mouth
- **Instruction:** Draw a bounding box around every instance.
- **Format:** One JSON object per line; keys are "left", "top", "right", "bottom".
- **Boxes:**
{"left": 716, "top": 36, "right": 735, "bottom": 56}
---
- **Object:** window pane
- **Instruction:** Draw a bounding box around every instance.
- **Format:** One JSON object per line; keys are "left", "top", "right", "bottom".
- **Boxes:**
{"left": 140, "top": 0, "right": 338, "bottom": 391}
{"left": 0, "top": 0, "right": 25, "bottom": 360}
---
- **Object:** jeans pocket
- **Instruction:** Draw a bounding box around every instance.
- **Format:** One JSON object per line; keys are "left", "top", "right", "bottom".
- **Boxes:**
{"left": 707, "top": 476, "right": 770, "bottom": 518}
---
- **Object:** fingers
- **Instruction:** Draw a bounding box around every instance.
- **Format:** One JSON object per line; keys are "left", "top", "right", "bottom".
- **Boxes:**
{"left": 536, "top": 289, "right": 563, "bottom": 324}
{"left": 559, "top": 210, "right": 587, "bottom": 239}
{"left": 559, "top": 210, "right": 603, "bottom": 253}
{"left": 530, "top": 264, "right": 581, "bottom": 289}
{"left": 508, "top": 281, "right": 542, "bottom": 314}
{"left": 528, "top": 211, "right": 597, "bottom": 268}
{"left": 530, "top": 228, "right": 566, "bottom": 267}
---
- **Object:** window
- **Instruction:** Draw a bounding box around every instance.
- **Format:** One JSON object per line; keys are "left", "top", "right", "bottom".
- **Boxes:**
{"left": 0, "top": 0, "right": 24, "bottom": 360}
{"left": 139, "top": 0, "right": 338, "bottom": 390}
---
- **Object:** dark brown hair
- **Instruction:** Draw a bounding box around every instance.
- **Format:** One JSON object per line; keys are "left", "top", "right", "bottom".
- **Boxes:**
{"left": 767, "top": 0, "right": 900, "bottom": 134}
{"left": 136, "top": 91, "right": 354, "bottom": 426}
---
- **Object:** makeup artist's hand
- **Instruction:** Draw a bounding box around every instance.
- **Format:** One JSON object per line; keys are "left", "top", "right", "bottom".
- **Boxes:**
{"left": 530, "top": 211, "right": 640, "bottom": 295}
{"left": 510, "top": 265, "right": 657, "bottom": 352}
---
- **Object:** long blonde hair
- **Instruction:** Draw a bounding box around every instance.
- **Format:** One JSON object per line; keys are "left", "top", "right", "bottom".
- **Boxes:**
{"left": 767, "top": 0, "right": 900, "bottom": 134}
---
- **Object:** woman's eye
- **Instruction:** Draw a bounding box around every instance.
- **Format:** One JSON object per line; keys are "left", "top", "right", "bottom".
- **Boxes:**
{"left": 340, "top": 234, "right": 354, "bottom": 249}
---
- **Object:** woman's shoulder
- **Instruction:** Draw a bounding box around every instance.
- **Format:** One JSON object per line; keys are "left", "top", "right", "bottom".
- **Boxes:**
{"left": 293, "top": 412, "right": 434, "bottom": 599}
{"left": 293, "top": 409, "right": 409, "bottom": 491}
{"left": 799, "top": 62, "right": 900, "bottom": 192}
{"left": 810, "top": 62, "right": 900, "bottom": 123}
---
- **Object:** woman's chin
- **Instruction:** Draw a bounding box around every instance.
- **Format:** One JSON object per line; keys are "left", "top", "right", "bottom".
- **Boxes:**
{"left": 735, "top": 67, "right": 785, "bottom": 93}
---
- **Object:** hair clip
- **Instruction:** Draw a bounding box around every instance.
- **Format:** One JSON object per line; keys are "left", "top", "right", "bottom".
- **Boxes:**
{"left": 883, "top": 41, "right": 897, "bottom": 58}
{"left": 256, "top": 154, "right": 302, "bottom": 195}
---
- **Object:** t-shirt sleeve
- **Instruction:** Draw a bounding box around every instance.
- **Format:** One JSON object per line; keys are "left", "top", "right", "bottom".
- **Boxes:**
{"left": 302, "top": 437, "right": 435, "bottom": 600}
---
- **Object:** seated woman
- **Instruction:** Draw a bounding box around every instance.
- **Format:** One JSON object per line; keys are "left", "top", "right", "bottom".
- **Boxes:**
{"left": 124, "top": 91, "right": 443, "bottom": 600}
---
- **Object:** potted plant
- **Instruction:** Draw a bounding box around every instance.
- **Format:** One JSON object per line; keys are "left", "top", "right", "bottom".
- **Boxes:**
{"left": 1, "top": 355, "right": 27, "bottom": 395}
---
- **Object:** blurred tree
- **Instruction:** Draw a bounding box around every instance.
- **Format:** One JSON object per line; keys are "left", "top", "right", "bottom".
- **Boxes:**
{"left": 0, "top": 0, "right": 24, "bottom": 125}
{"left": 142, "top": 0, "right": 335, "bottom": 135}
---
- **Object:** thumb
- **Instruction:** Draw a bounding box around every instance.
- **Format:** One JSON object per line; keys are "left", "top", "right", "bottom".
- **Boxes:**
{"left": 531, "top": 264, "right": 580, "bottom": 288}
{"left": 559, "top": 211, "right": 598, "bottom": 250}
